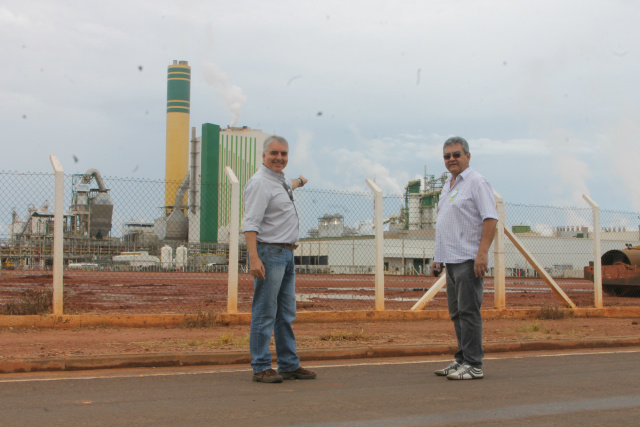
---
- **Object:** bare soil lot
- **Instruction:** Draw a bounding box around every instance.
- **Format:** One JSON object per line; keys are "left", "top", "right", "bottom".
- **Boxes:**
{"left": 1, "top": 316, "right": 639, "bottom": 360}
{"left": 1, "top": 271, "right": 634, "bottom": 314}
{"left": 1, "top": 270, "right": 638, "bottom": 362}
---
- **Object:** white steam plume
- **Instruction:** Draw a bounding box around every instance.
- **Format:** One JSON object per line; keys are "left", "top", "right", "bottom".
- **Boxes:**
{"left": 201, "top": 60, "right": 247, "bottom": 127}
{"left": 547, "top": 130, "right": 592, "bottom": 206}
{"left": 608, "top": 114, "right": 640, "bottom": 211}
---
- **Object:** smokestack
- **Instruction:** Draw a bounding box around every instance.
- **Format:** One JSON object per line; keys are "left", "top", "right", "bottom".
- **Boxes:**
{"left": 164, "top": 60, "right": 191, "bottom": 214}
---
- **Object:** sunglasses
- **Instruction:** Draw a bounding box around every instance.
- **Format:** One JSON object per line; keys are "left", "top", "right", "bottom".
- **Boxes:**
{"left": 443, "top": 151, "right": 464, "bottom": 160}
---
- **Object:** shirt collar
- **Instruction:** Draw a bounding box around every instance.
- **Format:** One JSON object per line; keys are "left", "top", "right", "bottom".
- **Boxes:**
{"left": 444, "top": 166, "right": 473, "bottom": 186}
{"left": 260, "top": 164, "right": 285, "bottom": 181}
{"left": 459, "top": 166, "right": 473, "bottom": 180}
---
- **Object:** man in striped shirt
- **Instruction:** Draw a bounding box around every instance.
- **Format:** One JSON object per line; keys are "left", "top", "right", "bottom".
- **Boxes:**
{"left": 432, "top": 136, "right": 498, "bottom": 380}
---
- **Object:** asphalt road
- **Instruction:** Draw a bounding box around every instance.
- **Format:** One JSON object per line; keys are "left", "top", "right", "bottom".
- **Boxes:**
{"left": 1, "top": 349, "right": 639, "bottom": 427}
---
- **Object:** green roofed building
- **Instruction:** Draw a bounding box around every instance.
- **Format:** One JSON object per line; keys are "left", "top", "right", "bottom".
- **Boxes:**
{"left": 188, "top": 124, "right": 270, "bottom": 244}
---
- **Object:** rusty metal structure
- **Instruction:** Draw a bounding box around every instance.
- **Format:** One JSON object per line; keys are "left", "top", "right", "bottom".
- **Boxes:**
{"left": 584, "top": 246, "right": 640, "bottom": 296}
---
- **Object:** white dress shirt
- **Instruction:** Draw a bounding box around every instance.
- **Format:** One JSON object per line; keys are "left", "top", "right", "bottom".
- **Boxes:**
{"left": 242, "top": 165, "right": 299, "bottom": 244}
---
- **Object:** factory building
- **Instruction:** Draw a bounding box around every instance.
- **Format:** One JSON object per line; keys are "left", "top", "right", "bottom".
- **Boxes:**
{"left": 8, "top": 203, "right": 54, "bottom": 241}
{"left": 294, "top": 175, "right": 640, "bottom": 277}
{"left": 8, "top": 168, "right": 113, "bottom": 242}
{"left": 68, "top": 169, "right": 113, "bottom": 238}
{"left": 189, "top": 124, "right": 268, "bottom": 244}
{"left": 297, "top": 225, "right": 640, "bottom": 277}
{"left": 402, "top": 170, "right": 449, "bottom": 230}
{"left": 157, "top": 59, "right": 270, "bottom": 245}
{"left": 10, "top": 59, "right": 638, "bottom": 275}
{"left": 307, "top": 214, "right": 359, "bottom": 238}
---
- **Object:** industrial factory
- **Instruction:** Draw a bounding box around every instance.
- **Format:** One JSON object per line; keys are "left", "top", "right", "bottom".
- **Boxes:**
{"left": 4, "top": 60, "right": 640, "bottom": 278}
{"left": 296, "top": 176, "right": 640, "bottom": 278}
{"left": 8, "top": 169, "right": 113, "bottom": 242}
{"left": 5, "top": 60, "right": 269, "bottom": 270}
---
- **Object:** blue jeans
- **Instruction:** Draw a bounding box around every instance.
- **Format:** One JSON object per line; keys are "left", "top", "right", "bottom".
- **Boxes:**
{"left": 250, "top": 244, "right": 300, "bottom": 374}
{"left": 445, "top": 260, "right": 484, "bottom": 368}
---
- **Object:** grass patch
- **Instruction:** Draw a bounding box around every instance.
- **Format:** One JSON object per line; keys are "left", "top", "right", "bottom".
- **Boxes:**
{"left": 214, "top": 333, "right": 250, "bottom": 347}
{"left": 515, "top": 321, "right": 563, "bottom": 335}
{"left": 516, "top": 321, "right": 541, "bottom": 333}
{"left": 1, "top": 289, "right": 52, "bottom": 315}
{"left": 319, "top": 330, "right": 372, "bottom": 342}
{"left": 132, "top": 333, "right": 250, "bottom": 351}
{"left": 537, "top": 306, "right": 566, "bottom": 320}
{"left": 185, "top": 310, "right": 217, "bottom": 328}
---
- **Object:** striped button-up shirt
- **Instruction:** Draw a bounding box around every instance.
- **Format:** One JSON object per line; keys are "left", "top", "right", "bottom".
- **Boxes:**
{"left": 434, "top": 167, "right": 498, "bottom": 263}
{"left": 241, "top": 165, "right": 299, "bottom": 244}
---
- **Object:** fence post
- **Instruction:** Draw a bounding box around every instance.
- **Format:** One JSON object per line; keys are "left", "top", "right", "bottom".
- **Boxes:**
{"left": 366, "top": 178, "right": 384, "bottom": 311}
{"left": 225, "top": 166, "right": 239, "bottom": 314}
{"left": 493, "top": 190, "right": 506, "bottom": 309}
{"left": 49, "top": 155, "right": 64, "bottom": 315}
{"left": 583, "top": 194, "right": 603, "bottom": 308}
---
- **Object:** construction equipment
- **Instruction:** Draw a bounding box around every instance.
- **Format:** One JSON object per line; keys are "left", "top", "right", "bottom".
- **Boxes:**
{"left": 584, "top": 246, "right": 640, "bottom": 297}
{"left": 2, "top": 258, "right": 15, "bottom": 270}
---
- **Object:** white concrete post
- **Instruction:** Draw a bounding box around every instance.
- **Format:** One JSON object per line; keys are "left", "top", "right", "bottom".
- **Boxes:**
{"left": 49, "top": 155, "right": 64, "bottom": 315}
{"left": 583, "top": 194, "right": 603, "bottom": 308}
{"left": 493, "top": 190, "right": 506, "bottom": 309}
{"left": 366, "top": 178, "right": 384, "bottom": 311}
{"left": 225, "top": 166, "right": 239, "bottom": 313}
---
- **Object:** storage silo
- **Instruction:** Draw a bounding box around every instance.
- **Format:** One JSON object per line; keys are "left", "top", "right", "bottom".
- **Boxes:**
{"left": 406, "top": 179, "right": 421, "bottom": 230}
{"left": 176, "top": 245, "right": 188, "bottom": 269}
{"left": 161, "top": 245, "right": 173, "bottom": 269}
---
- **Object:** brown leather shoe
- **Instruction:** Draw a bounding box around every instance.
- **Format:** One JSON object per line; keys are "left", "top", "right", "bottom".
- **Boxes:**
{"left": 279, "top": 367, "right": 317, "bottom": 380}
{"left": 253, "top": 369, "right": 283, "bottom": 383}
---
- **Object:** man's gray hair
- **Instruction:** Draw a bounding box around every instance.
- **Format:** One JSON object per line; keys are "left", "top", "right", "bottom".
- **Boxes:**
{"left": 263, "top": 135, "right": 289, "bottom": 151}
{"left": 443, "top": 136, "right": 469, "bottom": 154}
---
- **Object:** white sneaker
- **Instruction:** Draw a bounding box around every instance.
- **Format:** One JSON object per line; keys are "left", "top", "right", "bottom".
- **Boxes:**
{"left": 446, "top": 364, "right": 484, "bottom": 380}
{"left": 434, "top": 361, "right": 461, "bottom": 376}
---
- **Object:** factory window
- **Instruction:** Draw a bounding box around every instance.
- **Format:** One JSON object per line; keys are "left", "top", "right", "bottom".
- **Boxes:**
{"left": 296, "top": 255, "right": 328, "bottom": 266}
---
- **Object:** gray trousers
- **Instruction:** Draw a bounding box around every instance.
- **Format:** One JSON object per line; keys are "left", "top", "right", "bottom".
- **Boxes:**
{"left": 445, "top": 260, "right": 484, "bottom": 368}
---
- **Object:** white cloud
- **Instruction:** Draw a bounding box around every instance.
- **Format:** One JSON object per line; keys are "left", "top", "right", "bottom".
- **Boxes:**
{"left": 472, "top": 138, "right": 550, "bottom": 157}
{"left": 606, "top": 111, "right": 640, "bottom": 212}
{"left": 2, "top": 0, "right": 640, "bottom": 213}
{"left": 550, "top": 150, "right": 592, "bottom": 207}
{"left": 0, "top": 6, "right": 29, "bottom": 26}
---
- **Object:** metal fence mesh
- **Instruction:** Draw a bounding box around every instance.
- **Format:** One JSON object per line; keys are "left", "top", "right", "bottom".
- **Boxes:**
{"left": 1, "top": 171, "right": 639, "bottom": 315}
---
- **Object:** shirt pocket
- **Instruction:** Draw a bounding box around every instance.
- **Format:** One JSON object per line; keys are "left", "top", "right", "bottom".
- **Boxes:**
{"left": 451, "top": 191, "right": 475, "bottom": 213}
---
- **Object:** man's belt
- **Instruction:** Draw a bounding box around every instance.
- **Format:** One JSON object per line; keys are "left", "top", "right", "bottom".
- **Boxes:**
{"left": 259, "top": 242, "right": 299, "bottom": 250}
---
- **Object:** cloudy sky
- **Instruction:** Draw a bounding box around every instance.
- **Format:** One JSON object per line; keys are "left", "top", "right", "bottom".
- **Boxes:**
{"left": 3, "top": 0, "right": 640, "bottom": 213}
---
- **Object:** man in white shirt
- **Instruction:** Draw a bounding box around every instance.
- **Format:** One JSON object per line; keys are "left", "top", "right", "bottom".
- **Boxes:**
{"left": 432, "top": 136, "right": 498, "bottom": 380}
{"left": 242, "top": 135, "right": 316, "bottom": 383}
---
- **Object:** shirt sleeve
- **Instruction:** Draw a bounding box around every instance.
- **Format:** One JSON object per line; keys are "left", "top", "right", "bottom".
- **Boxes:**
{"left": 241, "top": 179, "right": 269, "bottom": 234}
{"left": 475, "top": 179, "right": 499, "bottom": 221}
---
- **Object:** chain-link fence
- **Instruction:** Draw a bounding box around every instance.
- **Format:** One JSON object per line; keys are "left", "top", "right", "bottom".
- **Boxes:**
{"left": 1, "top": 171, "right": 639, "bottom": 315}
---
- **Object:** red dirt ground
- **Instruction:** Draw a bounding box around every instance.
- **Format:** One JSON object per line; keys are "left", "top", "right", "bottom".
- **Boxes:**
{"left": 1, "top": 317, "right": 639, "bottom": 360}
{"left": 0, "top": 270, "right": 636, "bottom": 314}
{"left": 1, "top": 271, "right": 639, "bottom": 361}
